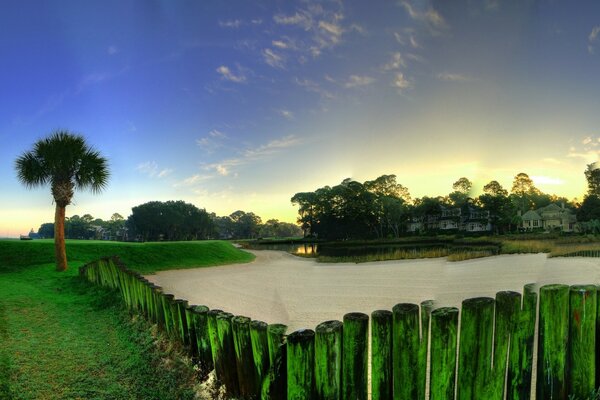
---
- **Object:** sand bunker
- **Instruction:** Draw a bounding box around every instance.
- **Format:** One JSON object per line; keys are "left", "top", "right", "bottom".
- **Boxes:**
{"left": 146, "top": 250, "right": 600, "bottom": 332}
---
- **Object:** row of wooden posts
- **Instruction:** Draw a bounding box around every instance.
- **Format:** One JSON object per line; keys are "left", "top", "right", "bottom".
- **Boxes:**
{"left": 80, "top": 256, "right": 600, "bottom": 399}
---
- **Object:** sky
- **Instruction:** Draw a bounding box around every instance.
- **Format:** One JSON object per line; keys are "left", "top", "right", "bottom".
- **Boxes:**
{"left": 1, "top": 0, "right": 599, "bottom": 237}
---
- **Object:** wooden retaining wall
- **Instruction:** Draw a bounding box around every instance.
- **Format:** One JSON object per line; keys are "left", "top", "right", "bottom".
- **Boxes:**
{"left": 80, "top": 256, "right": 600, "bottom": 399}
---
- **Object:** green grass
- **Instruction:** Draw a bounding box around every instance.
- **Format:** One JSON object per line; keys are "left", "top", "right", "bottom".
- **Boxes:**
{"left": 0, "top": 239, "right": 254, "bottom": 399}
{"left": 0, "top": 239, "right": 255, "bottom": 274}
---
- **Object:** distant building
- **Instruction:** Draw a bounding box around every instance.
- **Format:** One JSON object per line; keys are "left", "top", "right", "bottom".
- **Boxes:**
{"left": 520, "top": 203, "right": 576, "bottom": 232}
{"left": 407, "top": 205, "right": 491, "bottom": 233}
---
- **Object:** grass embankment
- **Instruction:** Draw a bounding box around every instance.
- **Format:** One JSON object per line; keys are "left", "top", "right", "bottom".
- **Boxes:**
{"left": 0, "top": 239, "right": 254, "bottom": 399}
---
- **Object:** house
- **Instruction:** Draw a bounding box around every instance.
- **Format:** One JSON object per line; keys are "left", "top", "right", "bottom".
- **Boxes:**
{"left": 520, "top": 203, "right": 576, "bottom": 232}
{"left": 408, "top": 204, "right": 492, "bottom": 233}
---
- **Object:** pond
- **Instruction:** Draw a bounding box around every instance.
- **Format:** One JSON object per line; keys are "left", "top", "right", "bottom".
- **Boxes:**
{"left": 243, "top": 241, "right": 501, "bottom": 262}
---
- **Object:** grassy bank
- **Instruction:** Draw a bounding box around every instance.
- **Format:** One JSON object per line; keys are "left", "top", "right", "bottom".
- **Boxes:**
{"left": 0, "top": 239, "right": 254, "bottom": 399}
{"left": 0, "top": 239, "right": 255, "bottom": 274}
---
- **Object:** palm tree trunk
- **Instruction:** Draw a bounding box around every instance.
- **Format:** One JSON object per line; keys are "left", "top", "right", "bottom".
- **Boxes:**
{"left": 54, "top": 204, "right": 68, "bottom": 271}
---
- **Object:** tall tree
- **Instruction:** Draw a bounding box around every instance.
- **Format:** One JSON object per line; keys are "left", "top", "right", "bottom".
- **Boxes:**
{"left": 584, "top": 163, "right": 600, "bottom": 197}
{"left": 15, "top": 131, "right": 109, "bottom": 271}
{"left": 449, "top": 177, "right": 473, "bottom": 207}
{"left": 510, "top": 172, "right": 540, "bottom": 212}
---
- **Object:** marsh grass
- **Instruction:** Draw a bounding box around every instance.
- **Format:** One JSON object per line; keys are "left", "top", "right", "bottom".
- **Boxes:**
{"left": 317, "top": 247, "right": 450, "bottom": 263}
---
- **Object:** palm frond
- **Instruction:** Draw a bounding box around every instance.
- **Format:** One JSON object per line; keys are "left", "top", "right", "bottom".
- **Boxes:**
{"left": 75, "top": 150, "right": 110, "bottom": 194}
{"left": 14, "top": 151, "right": 48, "bottom": 188}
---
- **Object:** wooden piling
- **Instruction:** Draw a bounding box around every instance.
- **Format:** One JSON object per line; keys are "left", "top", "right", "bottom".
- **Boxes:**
{"left": 287, "top": 329, "right": 315, "bottom": 400}
{"left": 342, "top": 312, "right": 369, "bottom": 400}
{"left": 232, "top": 315, "right": 258, "bottom": 398}
{"left": 429, "top": 307, "right": 459, "bottom": 400}
{"left": 419, "top": 300, "right": 433, "bottom": 400}
{"left": 506, "top": 283, "right": 537, "bottom": 400}
{"left": 192, "top": 305, "right": 212, "bottom": 373}
{"left": 491, "top": 291, "right": 521, "bottom": 400}
{"left": 536, "top": 284, "right": 569, "bottom": 400}
{"left": 267, "top": 323, "right": 287, "bottom": 366}
{"left": 250, "top": 320, "right": 269, "bottom": 393}
{"left": 185, "top": 305, "right": 198, "bottom": 356}
{"left": 457, "top": 297, "right": 495, "bottom": 400}
{"left": 217, "top": 312, "right": 240, "bottom": 397}
{"left": 371, "top": 310, "right": 392, "bottom": 400}
{"left": 393, "top": 303, "right": 420, "bottom": 399}
{"left": 314, "top": 320, "right": 343, "bottom": 400}
{"left": 568, "top": 284, "right": 596, "bottom": 398}
{"left": 207, "top": 309, "right": 224, "bottom": 383}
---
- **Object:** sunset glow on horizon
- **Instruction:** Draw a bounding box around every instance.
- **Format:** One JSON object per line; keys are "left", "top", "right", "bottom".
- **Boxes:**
{"left": 1, "top": 1, "right": 599, "bottom": 237}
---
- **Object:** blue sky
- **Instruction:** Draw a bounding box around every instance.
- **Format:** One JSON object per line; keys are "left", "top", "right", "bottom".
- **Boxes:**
{"left": 1, "top": 0, "right": 599, "bottom": 237}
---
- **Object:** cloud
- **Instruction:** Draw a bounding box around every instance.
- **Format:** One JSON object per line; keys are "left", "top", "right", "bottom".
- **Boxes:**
{"left": 272, "top": 40, "right": 289, "bottom": 49}
{"left": 136, "top": 161, "right": 173, "bottom": 179}
{"left": 107, "top": 45, "right": 118, "bottom": 55}
{"left": 216, "top": 65, "right": 246, "bottom": 83}
{"left": 589, "top": 26, "right": 600, "bottom": 54}
{"left": 219, "top": 19, "right": 242, "bottom": 28}
{"left": 263, "top": 48, "right": 285, "bottom": 68}
{"left": 583, "top": 136, "right": 593, "bottom": 145}
{"left": 531, "top": 176, "right": 564, "bottom": 186}
{"left": 294, "top": 77, "right": 335, "bottom": 99}
{"left": 383, "top": 52, "right": 406, "bottom": 71}
{"left": 273, "top": 12, "right": 312, "bottom": 29}
{"left": 203, "top": 135, "right": 302, "bottom": 177}
{"left": 277, "top": 109, "right": 294, "bottom": 119}
{"left": 174, "top": 174, "right": 214, "bottom": 187}
{"left": 196, "top": 129, "right": 227, "bottom": 153}
{"left": 344, "top": 75, "right": 375, "bottom": 88}
{"left": 437, "top": 72, "right": 473, "bottom": 82}
{"left": 400, "top": 1, "right": 447, "bottom": 32}
{"left": 392, "top": 72, "right": 411, "bottom": 90}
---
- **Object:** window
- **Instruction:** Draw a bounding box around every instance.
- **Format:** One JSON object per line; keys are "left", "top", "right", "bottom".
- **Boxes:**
{"left": 533, "top": 220, "right": 539, "bottom": 227}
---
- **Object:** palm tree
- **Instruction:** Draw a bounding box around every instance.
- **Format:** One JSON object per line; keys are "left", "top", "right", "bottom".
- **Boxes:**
{"left": 15, "top": 131, "right": 109, "bottom": 271}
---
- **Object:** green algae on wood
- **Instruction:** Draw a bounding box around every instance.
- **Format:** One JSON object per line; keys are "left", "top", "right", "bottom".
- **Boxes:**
{"left": 536, "top": 284, "right": 569, "bottom": 400}
{"left": 315, "top": 320, "right": 343, "bottom": 400}
{"left": 343, "top": 312, "right": 369, "bottom": 400}
{"left": 217, "top": 312, "right": 241, "bottom": 397}
{"left": 371, "top": 310, "right": 392, "bottom": 400}
{"left": 207, "top": 309, "right": 224, "bottom": 384}
{"left": 232, "top": 315, "right": 258, "bottom": 398}
{"left": 287, "top": 328, "right": 315, "bottom": 400}
{"left": 457, "top": 297, "right": 495, "bottom": 400}
{"left": 568, "top": 284, "right": 596, "bottom": 398}
{"left": 491, "top": 291, "right": 521, "bottom": 400}
{"left": 267, "top": 323, "right": 287, "bottom": 366}
{"left": 392, "top": 303, "right": 420, "bottom": 400}
{"left": 429, "top": 307, "right": 458, "bottom": 400}
{"left": 261, "top": 339, "right": 287, "bottom": 400}
{"left": 184, "top": 305, "right": 198, "bottom": 357}
{"left": 250, "top": 320, "right": 269, "bottom": 393}
{"left": 419, "top": 300, "right": 433, "bottom": 400}
{"left": 506, "top": 283, "right": 537, "bottom": 400}
{"left": 192, "top": 305, "right": 213, "bottom": 373}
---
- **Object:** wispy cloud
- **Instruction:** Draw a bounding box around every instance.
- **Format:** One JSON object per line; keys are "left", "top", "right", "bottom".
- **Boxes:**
{"left": 277, "top": 109, "right": 294, "bottom": 119}
{"left": 344, "top": 75, "right": 375, "bottom": 88}
{"left": 531, "top": 176, "right": 564, "bottom": 186}
{"left": 263, "top": 48, "right": 285, "bottom": 68}
{"left": 174, "top": 174, "right": 214, "bottom": 187}
{"left": 589, "top": 26, "right": 600, "bottom": 54}
{"left": 136, "top": 161, "right": 173, "bottom": 179}
{"left": 382, "top": 52, "right": 406, "bottom": 71}
{"left": 400, "top": 1, "right": 447, "bottom": 32}
{"left": 294, "top": 77, "right": 335, "bottom": 99}
{"left": 203, "top": 135, "right": 302, "bottom": 177}
{"left": 272, "top": 4, "right": 347, "bottom": 60}
{"left": 567, "top": 135, "right": 600, "bottom": 162}
{"left": 219, "top": 19, "right": 242, "bottom": 28}
{"left": 107, "top": 45, "right": 118, "bottom": 55}
{"left": 392, "top": 72, "right": 412, "bottom": 90}
{"left": 216, "top": 65, "right": 246, "bottom": 83}
{"left": 196, "top": 129, "right": 228, "bottom": 153}
{"left": 437, "top": 72, "right": 473, "bottom": 82}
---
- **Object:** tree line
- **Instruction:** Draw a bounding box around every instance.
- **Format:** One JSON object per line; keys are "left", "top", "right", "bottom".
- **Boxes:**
{"left": 36, "top": 200, "right": 302, "bottom": 241}
{"left": 291, "top": 165, "right": 600, "bottom": 240}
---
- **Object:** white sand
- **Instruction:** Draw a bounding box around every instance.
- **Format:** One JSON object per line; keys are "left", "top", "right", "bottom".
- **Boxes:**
{"left": 146, "top": 250, "right": 600, "bottom": 332}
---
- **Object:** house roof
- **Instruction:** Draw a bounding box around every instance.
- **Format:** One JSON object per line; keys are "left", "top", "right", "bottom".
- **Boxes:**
{"left": 522, "top": 210, "right": 541, "bottom": 220}
{"left": 538, "top": 204, "right": 562, "bottom": 213}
